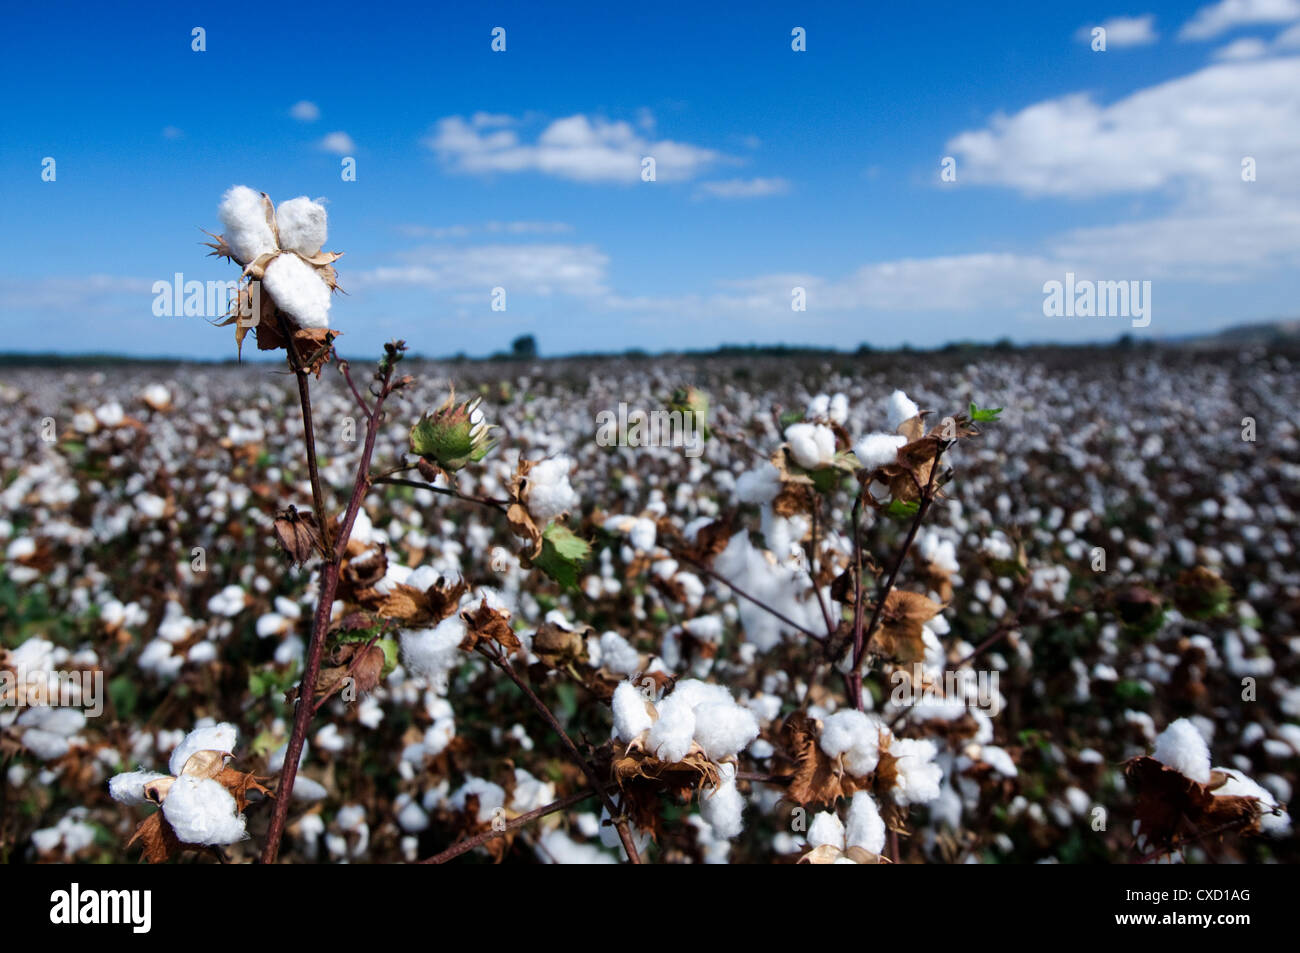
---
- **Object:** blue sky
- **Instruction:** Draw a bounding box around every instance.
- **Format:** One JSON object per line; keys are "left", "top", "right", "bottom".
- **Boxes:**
{"left": 2, "top": 0, "right": 1298, "bottom": 358}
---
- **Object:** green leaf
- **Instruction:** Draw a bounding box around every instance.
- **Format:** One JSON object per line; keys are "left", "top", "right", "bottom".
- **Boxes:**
{"left": 533, "top": 522, "right": 591, "bottom": 589}
{"left": 885, "top": 499, "right": 920, "bottom": 518}
{"left": 969, "top": 401, "right": 1003, "bottom": 423}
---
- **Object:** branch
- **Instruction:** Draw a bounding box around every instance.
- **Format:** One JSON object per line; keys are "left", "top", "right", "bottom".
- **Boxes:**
{"left": 418, "top": 788, "right": 596, "bottom": 864}
{"left": 479, "top": 647, "right": 642, "bottom": 864}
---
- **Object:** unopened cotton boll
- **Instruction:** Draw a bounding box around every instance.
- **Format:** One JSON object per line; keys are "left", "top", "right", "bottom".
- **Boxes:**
{"left": 612, "top": 681, "right": 654, "bottom": 742}
{"left": 784, "top": 422, "right": 837, "bottom": 470}
{"left": 647, "top": 694, "right": 696, "bottom": 763}
{"left": 108, "top": 770, "right": 169, "bottom": 806}
{"left": 161, "top": 775, "right": 247, "bottom": 845}
{"left": 692, "top": 702, "right": 759, "bottom": 761}
{"left": 263, "top": 252, "right": 331, "bottom": 329}
{"left": 700, "top": 766, "right": 745, "bottom": 838}
{"left": 806, "top": 810, "right": 845, "bottom": 849}
{"left": 845, "top": 791, "right": 886, "bottom": 854}
{"left": 275, "top": 196, "right": 328, "bottom": 256}
{"left": 1152, "top": 718, "right": 1211, "bottom": 784}
{"left": 168, "top": 722, "right": 237, "bottom": 776}
{"left": 218, "top": 185, "right": 277, "bottom": 264}
{"left": 886, "top": 390, "right": 920, "bottom": 430}
{"left": 854, "top": 432, "right": 907, "bottom": 469}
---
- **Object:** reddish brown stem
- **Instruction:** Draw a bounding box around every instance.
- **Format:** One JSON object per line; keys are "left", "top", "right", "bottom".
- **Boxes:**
{"left": 418, "top": 788, "right": 595, "bottom": 864}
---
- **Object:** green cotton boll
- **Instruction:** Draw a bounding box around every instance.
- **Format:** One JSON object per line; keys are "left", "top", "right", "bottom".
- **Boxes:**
{"left": 409, "top": 392, "right": 497, "bottom": 472}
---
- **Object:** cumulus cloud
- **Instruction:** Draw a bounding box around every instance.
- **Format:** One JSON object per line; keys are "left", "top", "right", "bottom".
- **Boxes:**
{"left": 1178, "top": 0, "right": 1300, "bottom": 40}
{"left": 290, "top": 100, "right": 321, "bottom": 122}
{"left": 424, "top": 113, "right": 728, "bottom": 184}
{"left": 317, "top": 131, "right": 355, "bottom": 155}
{"left": 946, "top": 58, "right": 1300, "bottom": 198}
{"left": 1213, "top": 35, "right": 1272, "bottom": 57}
{"left": 694, "top": 177, "right": 790, "bottom": 199}
{"left": 1076, "top": 15, "right": 1159, "bottom": 46}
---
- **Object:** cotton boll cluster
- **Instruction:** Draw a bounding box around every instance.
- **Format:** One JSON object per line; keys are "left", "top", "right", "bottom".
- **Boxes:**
{"left": 802, "top": 791, "right": 887, "bottom": 863}
{"left": 30, "top": 808, "right": 97, "bottom": 860}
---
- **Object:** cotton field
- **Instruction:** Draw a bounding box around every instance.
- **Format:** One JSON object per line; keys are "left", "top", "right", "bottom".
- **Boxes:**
{"left": 1, "top": 340, "right": 1296, "bottom": 864}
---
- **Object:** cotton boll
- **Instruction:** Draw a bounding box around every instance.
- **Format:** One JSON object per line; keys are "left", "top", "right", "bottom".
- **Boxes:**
{"left": 526, "top": 456, "right": 581, "bottom": 523}
{"left": 806, "top": 394, "right": 830, "bottom": 419}
{"left": 845, "top": 791, "right": 885, "bottom": 854}
{"left": 1152, "top": 718, "right": 1211, "bottom": 784}
{"left": 980, "top": 745, "right": 1018, "bottom": 778}
{"left": 168, "top": 722, "right": 237, "bottom": 776}
{"left": 828, "top": 393, "right": 849, "bottom": 425}
{"left": 612, "top": 681, "right": 654, "bottom": 742}
{"left": 538, "top": 828, "right": 618, "bottom": 864}
{"left": 806, "top": 810, "right": 845, "bottom": 849}
{"left": 400, "top": 617, "right": 466, "bottom": 685}
{"left": 784, "top": 423, "right": 837, "bottom": 470}
{"left": 692, "top": 702, "right": 759, "bottom": 761}
{"left": 162, "top": 776, "right": 247, "bottom": 845}
{"left": 629, "top": 517, "right": 657, "bottom": 553}
{"left": 218, "top": 185, "right": 277, "bottom": 264}
{"left": 853, "top": 432, "right": 907, "bottom": 469}
{"left": 599, "top": 632, "right": 641, "bottom": 676}
{"left": 700, "top": 766, "right": 745, "bottom": 838}
{"left": 275, "top": 196, "right": 328, "bottom": 256}
{"left": 647, "top": 694, "right": 696, "bottom": 763}
{"left": 735, "top": 461, "right": 782, "bottom": 505}
{"left": 1212, "top": 768, "right": 1291, "bottom": 836}
{"left": 262, "top": 253, "right": 331, "bottom": 329}
{"left": 819, "top": 709, "right": 873, "bottom": 758}
{"left": 108, "top": 770, "right": 169, "bottom": 806}
{"left": 890, "top": 738, "right": 943, "bottom": 805}
{"left": 450, "top": 777, "right": 506, "bottom": 823}
{"left": 666, "top": 678, "right": 734, "bottom": 711}
{"left": 886, "top": 390, "right": 920, "bottom": 430}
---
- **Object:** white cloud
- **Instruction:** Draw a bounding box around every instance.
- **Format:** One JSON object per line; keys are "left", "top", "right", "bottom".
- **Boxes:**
{"left": 317, "top": 131, "right": 356, "bottom": 155}
{"left": 1076, "top": 15, "right": 1159, "bottom": 47}
{"left": 1213, "top": 35, "right": 1272, "bottom": 57}
{"left": 1277, "top": 21, "right": 1300, "bottom": 43}
{"left": 290, "top": 100, "right": 320, "bottom": 122}
{"left": 946, "top": 58, "right": 1300, "bottom": 198}
{"left": 1179, "top": 0, "right": 1300, "bottom": 40}
{"left": 354, "top": 243, "right": 609, "bottom": 297}
{"left": 694, "top": 177, "right": 790, "bottom": 199}
{"left": 424, "top": 113, "right": 728, "bottom": 184}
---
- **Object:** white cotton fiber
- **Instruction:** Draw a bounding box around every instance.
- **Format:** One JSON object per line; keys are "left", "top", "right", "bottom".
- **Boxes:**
{"left": 275, "top": 196, "right": 328, "bottom": 256}
{"left": 886, "top": 390, "right": 920, "bottom": 430}
{"left": 692, "top": 701, "right": 759, "bottom": 761}
{"left": 735, "top": 461, "right": 782, "bottom": 505}
{"left": 700, "top": 766, "right": 745, "bottom": 839}
{"left": 1212, "top": 767, "right": 1291, "bottom": 836}
{"left": 854, "top": 432, "right": 907, "bottom": 469}
{"left": 161, "top": 775, "right": 248, "bottom": 845}
{"left": 612, "top": 681, "right": 654, "bottom": 742}
{"left": 400, "top": 617, "right": 466, "bottom": 684}
{"left": 784, "top": 422, "right": 837, "bottom": 470}
{"left": 599, "top": 631, "right": 641, "bottom": 676}
{"left": 629, "top": 517, "right": 657, "bottom": 553}
{"left": 666, "top": 678, "right": 734, "bottom": 711}
{"left": 890, "top": 738, "right": 943, "bottom": 805}
{"left": 262, "top": 252, "right": 331, "bottom": 329}
{"left": 450, "top": 776, "right": 506, "bottom": 823}
{"left": 648, "top": 694, "right": 697, "bottom": 763}
{"left": 109, "top": 770, "right": 169, "bottom": 806}
{"left": 806, "top": 810, "right": 845, "bottom": 849}
{"left": 845, "top": 791, "right": 886, "bottom": 854}
{"left": 168, "top": 722, "right": 237, "bottom": 776}
{"left": 819, "top": 709, "right": 874, "bottom": 757}
{"left": 218, "top": 185, "right": 277, "bottom": 264}
{"left": 1152, "top": 718, "right": 1211, "bottom": 784}
{"left": 526, "top": 456, "right": 581, "bottom": 522}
